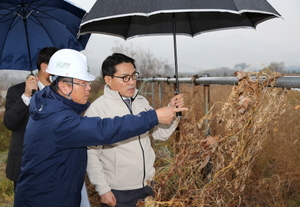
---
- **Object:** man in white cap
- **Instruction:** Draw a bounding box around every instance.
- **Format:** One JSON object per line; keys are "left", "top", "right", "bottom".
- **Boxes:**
{"left": 14, "top": 49, "right": 187, "bottom": 207}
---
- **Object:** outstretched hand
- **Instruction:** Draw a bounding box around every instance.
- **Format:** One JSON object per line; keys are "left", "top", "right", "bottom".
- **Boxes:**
{"left": 155, "top": 106, "right": 188, "bottom": 124}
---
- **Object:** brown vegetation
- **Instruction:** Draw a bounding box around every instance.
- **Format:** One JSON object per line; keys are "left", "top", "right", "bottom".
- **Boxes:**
{"left": 87, "top": 70, "right": 300, "bottom": 206}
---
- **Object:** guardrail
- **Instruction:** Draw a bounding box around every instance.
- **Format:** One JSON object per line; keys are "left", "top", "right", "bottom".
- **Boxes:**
{"left": 138, "top": 76, "right": 300, "bottom": 88}
{"left": 138, "top": 76, "right": 300, "bottom": 108}
{"left": 137, "top": 75, "right": 300, "bottom": 132}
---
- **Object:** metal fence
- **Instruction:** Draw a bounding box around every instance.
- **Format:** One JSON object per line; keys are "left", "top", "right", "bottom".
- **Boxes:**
{"left": 137, "top": 75, "right": 300, "bottom": 177}
{"left": 137, "top": 75, "right": 300, "bottom": 120}
{"left": 138, "top": 76, "right": 300, "bottom": 88}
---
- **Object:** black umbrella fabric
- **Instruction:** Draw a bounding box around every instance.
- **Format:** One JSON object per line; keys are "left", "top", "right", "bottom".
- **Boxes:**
{"left": 80, "top": 0, "right": 281, "bottom": 94}
{"left": 0, "top": 0, "right": 90, "bottom": 73}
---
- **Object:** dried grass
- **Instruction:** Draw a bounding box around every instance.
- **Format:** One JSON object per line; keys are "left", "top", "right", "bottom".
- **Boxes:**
{"left": 85, "top": 71, "right": 300, "bottom": 207}
{"left": 138, "top": 70, "right": 289, "bottom": 206}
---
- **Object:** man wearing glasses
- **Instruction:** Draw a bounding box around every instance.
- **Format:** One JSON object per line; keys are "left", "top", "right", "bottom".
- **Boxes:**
{"left": 85, "top": 53, "right": 185, "bottom": 207}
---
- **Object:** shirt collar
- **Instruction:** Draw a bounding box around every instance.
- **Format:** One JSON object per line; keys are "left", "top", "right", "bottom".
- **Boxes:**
{"left": 38, "top": 81, "right": 45, "bottom": 90}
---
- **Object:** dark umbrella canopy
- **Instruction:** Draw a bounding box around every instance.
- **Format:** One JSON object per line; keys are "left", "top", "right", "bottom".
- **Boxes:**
{"left": 80, "top": 0, "right": 281, "bottom": 39}
{"left": 0, "top": 0, "right": 90, "bottom": 72}
{"left": 79, "top": 0, "right": 281, "bottom": 95}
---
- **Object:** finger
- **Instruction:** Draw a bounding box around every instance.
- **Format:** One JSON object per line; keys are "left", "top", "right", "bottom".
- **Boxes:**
{"left": 172, "top": 107, "right": 188, "bottom": 112}
{"left": 176, "top": 93, "right": 183, "bottom": 99}
{"left": 173, "top": 94, "right": 181, "bottom": 100}
{"left": 175, "top": 95, "right": 183, "bottom": 103}
{"left": 175, "top": 99, "right": 184, "bottom": 107}
{"left": 176, "top": 103, "right": 184, "bottom": 108}
{"left": 27, "top": 75, "right": 35, "bottom": 81}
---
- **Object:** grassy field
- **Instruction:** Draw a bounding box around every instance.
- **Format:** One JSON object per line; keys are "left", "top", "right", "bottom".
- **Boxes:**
{"left": 0, "top": 107, "right": 14, "bottom": 206}
{"left": 1, "top": 72, "right": 300, "bottom": 206}
{"left": 0, "top": 151, "right": 13, "bottom": 207}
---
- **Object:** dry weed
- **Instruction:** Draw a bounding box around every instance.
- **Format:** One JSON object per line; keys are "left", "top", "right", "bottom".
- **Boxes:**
{"left": 139, "top": 70, "right": 287, "bottom": 206}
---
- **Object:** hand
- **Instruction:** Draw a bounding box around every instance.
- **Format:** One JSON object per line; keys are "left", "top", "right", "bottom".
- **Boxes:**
{"left": 24, "top": 75, "right": 38, "bottom": 97}
{"left": 170, "top": 93, "right": 184, "bottom": 108}
{"left": 155, "top": 106, "right": 188, "bottom": 124}
{"left": 100, "top": 191, "right": 116, "bottom": 207}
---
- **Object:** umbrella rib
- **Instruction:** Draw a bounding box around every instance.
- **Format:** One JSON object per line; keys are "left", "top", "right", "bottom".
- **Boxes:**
{"left": 0, "top": 1, "right": 22, "bottom": 25}
{"left": 31, "top": 10, "right": 80, "bottom": 43}
{"left": 187, "top": 13, "right": 194, "bottom": 36}
{"left": 28, "top": 6, "right": 83, "bottom": 38}
{"left": 1, "top": 9, "right": 22, "bottom": 47}
{"left": 0, "top": 0, "right": 89, "bottom": 71}
{"left": 27, "top": 8, "right": 57, "bottom": 27}
{"left": 27, "top": 14, "right": 56, "bottom": 46}
{"left": 126, "top": 16, "right": 134, "bottom": 39}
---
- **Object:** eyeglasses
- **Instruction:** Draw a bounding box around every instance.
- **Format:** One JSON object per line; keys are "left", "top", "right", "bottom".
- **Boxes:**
{"left": 63, "top": 81, "right": 92, "bottom": 88}
{"left": 113, "top": 72, "right": 139, "bottom": 83}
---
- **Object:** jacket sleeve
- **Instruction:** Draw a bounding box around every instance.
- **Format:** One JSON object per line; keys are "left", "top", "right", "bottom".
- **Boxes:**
{"left": 86, "top": 147, "right": 111, "bottom": 195}
{"left": 54, "top": 110, "right": 159, "bottom": 148}
{"left": 142, "top": 99, "right": 179, "bottom": 141}
{"left": 3, "top": 83, "right": 29, "bottom": 131}
{"left": 150, "top": 117, "right": 179, "bottom": 141}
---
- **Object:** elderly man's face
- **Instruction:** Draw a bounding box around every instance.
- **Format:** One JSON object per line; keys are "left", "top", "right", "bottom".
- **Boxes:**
{"left": 105, "top": 62, "right": 137, "bottom": 98}
{"left": 62, "top": 78, "right": 91, "bottom": 104}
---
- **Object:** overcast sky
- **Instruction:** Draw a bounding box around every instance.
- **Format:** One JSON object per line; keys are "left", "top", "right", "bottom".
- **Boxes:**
{"left": 70, "top": 0, "right": 300, "bottom": 75}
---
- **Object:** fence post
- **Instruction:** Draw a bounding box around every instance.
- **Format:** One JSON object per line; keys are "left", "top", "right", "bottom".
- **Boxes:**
{"left": 203, "top": 84, "right": 212, "bottom": 179}
{"left": 151, "top": 81, "right": 155, "bottom": 108}
{"left": 158, "top": 82, "right": 162, "bottom": 107}
{"left": 203, "top": 85, "right": 210, "bottom": 136}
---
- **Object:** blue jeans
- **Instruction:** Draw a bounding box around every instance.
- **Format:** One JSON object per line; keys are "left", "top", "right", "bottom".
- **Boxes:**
{"left": 101, "top": 186, "right": 154, "bottom": 207}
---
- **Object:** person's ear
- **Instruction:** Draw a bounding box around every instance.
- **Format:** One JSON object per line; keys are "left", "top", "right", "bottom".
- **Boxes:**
{"left": 58, "top": 81, "right": 71, "bottom": 94}
{"left": 40, "top": 63, "right": 48, "bottom": 73}
{"left": 104, "top": 76, "right": 112, "bottom": 86}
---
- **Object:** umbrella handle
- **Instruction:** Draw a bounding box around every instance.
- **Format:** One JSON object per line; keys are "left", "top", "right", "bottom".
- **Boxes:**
{"left": 176, "top": 109, "right": 182, "bottom": 119}
{"left": 175, "top": 92, "right": 182, "bottom": 119}
{"left": 29, "top": 74, "right": 36, "bottom": 96}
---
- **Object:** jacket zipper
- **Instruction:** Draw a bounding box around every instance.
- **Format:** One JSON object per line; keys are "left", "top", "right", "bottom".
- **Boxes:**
{"left": 139, "top": 136, "right": 146, "bottom": 187}
{"left": 121, "top": 94, "right": 146, "bottom": 187}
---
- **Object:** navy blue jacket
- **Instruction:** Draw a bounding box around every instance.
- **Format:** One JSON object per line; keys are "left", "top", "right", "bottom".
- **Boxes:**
{"left": 14, "top": 86, "right": 158, "bottom": 207}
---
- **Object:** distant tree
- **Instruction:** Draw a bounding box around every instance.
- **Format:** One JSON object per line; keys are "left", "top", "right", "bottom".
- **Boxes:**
{"left": 111, "top": 43, "right": 137, "bottom": 58}
{"left": 203, "top": 67, "right": 234, "bottom": 77}
{"left": 89, "top": 76, "right": 105, "bottom": 102}
{"left": 234, "top": 62, "right": 249, "bottom": 71}
{"left": 269, "top": 62, "right": 285, "bottom": 73}
{"left": 0, "top": 72, "right": 9, "bottom": 90}
{"left": 0, "top": 94, "right": 5, "bottom": 108}
{"left": 164, "top": 64, "right": 174, "bottom": 77}
{"left": 261, "top": 62, "right": 285, "bottom": 73}
{"left": 111, "top": 43, "right": 170, "bottom": 77}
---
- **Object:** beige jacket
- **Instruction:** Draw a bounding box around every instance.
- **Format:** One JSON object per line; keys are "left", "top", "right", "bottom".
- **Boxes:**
{"left": 84, "top": 85, "right": 178, "bottom": 195}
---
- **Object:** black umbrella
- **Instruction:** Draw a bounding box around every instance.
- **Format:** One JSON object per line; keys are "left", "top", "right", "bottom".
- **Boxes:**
{"left": 0, "top": 0, "right": 90, "bottom": 74}
{"left": 79, "top": 0, "right": 281, "bottom": 95}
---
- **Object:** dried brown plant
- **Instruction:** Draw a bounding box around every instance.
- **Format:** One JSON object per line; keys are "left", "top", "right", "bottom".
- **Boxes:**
{"left": 139, "top": 70, "right": 288, "bottom": 206}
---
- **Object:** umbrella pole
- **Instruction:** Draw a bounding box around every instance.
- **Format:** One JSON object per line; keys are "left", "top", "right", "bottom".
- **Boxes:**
{"left": 172, "top": 14, "right": 180, "bottom": 95}
{"left": 172, "top": 14, "right": 182, "bottom": 118}
{"left": 23, "top": 18, "right": 33, "bottom": 75}
{"left": 23, "top": 17, "right": 36, "bottom": 95}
